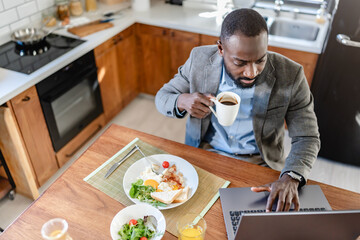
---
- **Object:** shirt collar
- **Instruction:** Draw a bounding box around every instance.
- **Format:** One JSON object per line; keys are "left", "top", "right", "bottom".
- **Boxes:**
{"left": 221, "top": 64, "right": 235, "bottom": 87}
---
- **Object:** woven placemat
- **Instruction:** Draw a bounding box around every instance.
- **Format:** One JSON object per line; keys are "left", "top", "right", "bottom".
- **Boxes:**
{"left": 84, "top": 138, "right": 230, "bottom": 237}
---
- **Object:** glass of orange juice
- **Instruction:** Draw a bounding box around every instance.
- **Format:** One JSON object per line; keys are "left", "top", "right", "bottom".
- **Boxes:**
{"left": 41, "top": 218, "right": 72, "bottom": 240}
{"left": 177, "top": 213, "right": 207, "bottom": 240}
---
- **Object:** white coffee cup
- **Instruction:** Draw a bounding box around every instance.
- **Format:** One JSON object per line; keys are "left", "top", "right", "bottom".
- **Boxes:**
{"left": 209, "top": 92, "right": 241, "bottom": 126}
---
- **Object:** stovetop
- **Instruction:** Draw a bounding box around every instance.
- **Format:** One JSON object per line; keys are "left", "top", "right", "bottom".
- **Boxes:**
{"left": 0, "top": 34, "right": 85, "bottom": 75}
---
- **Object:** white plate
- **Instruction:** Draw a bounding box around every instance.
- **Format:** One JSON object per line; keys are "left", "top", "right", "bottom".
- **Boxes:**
{"left": 123, "top": 154, "right": 199, "bottom": 210}
{"left": 110, "top": 204, "right": 166, "bottom": 240}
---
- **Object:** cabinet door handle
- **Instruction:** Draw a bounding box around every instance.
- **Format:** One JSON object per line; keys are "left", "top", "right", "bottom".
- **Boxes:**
{"left": 65, "top": 124, "right": 102, "bottom": 158}
{"left": 22, "top": 96, "right": 30, "bottom": 101}
{"left": 337, "top": 34, "right": 360, "bottom": 48}
{"left": 171, "top": 31, "right": 175, "bottom": 37}
{"left": 162, "top": 29, "right": 167, "bottom": 35}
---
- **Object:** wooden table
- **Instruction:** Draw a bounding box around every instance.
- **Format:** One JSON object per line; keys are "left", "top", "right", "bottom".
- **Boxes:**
{"left": 1, "top": 125, "right": 360, "bottom": 239}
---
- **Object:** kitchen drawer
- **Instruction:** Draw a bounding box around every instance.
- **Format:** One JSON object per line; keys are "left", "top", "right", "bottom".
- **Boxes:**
{"left": 136, "top": 23, "right": 169, "bottom": 37}
{"left": 169, "top": 29, "right": 200, "bottom": 42}
{"left": 56, "top": 114, "right": 105, "bottom": 167}
{"left": 94, "top": 25, "right": 135, "bottom": 57}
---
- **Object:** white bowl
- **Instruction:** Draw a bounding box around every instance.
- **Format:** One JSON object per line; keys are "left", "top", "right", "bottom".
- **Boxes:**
{"left": 110, "top": 204, "right": 166, "bottom": 240}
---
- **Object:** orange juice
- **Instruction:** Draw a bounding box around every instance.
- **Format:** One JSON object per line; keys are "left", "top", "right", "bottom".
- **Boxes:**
{"left": 50, "top": 230, "right": 63, "bottom": 237}
{"left": 179, "top": 225, "right": 204, "bottom": 240}
{"left": 49, "top": 230, "right": 72, "bottom": 240}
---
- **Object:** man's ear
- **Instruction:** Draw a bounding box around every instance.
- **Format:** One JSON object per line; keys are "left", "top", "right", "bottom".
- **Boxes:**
{"left": 217, "top": 40, "right": 224, "bottom": 57}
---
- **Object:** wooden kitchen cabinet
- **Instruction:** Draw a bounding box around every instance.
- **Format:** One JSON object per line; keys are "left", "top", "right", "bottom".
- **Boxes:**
{"left": 200, "top": 34, "right": 219, "bottom": 46}
{"left": 136, "top": 24, "right": 171, "bottom": 95}
{"left": 116, "top": 26, "right": 139, "bottom": 107}
{"left": 95, "top": 35, "right": 123, "bottom": 122}
{"left": 136, "top": 24, "right": 200, "bottom": 95}
{"left": 169, "top": 29, "right": 200, "bottom": 76}
{"left": 268, "top": 46, "right": 318, "bottom": 86}
{"left": 95, "top": 25, "right": 138, "bottom": 122}
{"left": 8, "top": 86, "right": 58, "bottom": 187}
{"left": 0, "top": 106, "right": 39, "bottom": 200}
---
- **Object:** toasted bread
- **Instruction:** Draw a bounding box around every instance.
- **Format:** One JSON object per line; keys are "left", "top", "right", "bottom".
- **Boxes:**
{"left": 151, "top": 189, "right": 182, "bottom": 204}
{"left": 173, "top": 186, "right": 190, "bottom": 203}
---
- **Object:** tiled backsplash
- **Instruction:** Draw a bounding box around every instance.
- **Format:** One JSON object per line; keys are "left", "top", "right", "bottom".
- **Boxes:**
{"left": 0, "top": 0, "right": 55, "bottom": 44}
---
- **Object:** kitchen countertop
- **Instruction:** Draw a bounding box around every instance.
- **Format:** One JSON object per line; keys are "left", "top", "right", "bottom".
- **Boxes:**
{"left": 0, "top": 1, "right": 329, "bottom": 105}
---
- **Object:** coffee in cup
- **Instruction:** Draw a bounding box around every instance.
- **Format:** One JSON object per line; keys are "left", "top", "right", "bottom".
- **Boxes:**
{"left": 209, "top": 92, "right": 241, "bottom": 126}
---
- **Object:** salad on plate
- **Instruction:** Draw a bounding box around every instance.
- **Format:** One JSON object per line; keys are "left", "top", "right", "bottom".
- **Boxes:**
{"left": 110, "top": 204, "right": 165, "bottom": 240}
{"left": 118, "top": 217, "right": 155, "bottom": 240}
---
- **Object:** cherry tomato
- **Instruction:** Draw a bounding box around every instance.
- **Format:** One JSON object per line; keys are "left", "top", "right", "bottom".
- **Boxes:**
{"left": 140, "top": 237, "right": 148, "bottom": 240}
{"left": 129, "top": 219, "right": 137, "bottom": 226}
{"left": 162, "top": 161, "right": 169, "bottom": 168}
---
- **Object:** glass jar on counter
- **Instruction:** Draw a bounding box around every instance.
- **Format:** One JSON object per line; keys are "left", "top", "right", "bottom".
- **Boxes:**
{"left": 69, "top": 0, "right": 83, "bottom": 16}
{"left": 56, "top": 0, "right": 70, "bottom": 21}
{"left": 42, "top": 7, "right": 57, "bottom": 27}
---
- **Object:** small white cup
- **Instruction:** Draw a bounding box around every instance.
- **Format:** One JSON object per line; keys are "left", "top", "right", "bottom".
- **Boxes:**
{"left": 209, "top": 92, "right": 241, "bottom": 126}
{"left": 41, "top": 218, "right": 72, "bottom": 240}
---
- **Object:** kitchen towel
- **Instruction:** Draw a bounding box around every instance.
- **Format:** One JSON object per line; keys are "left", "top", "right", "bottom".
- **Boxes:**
{"left": 84, "top": 138, "right": 230, "bottom": 237}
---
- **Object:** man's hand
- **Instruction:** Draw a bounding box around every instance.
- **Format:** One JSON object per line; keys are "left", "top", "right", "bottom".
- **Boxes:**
{"left": 251, "top": 174, "right": 300, "bottom": 212}
{"left": 177, "top": 93, "right": 214, "bottom": 119}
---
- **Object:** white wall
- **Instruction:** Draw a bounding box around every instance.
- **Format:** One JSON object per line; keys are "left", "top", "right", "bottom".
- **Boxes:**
{"left": 0, "top": 0, "right": 55, "bottom": 44}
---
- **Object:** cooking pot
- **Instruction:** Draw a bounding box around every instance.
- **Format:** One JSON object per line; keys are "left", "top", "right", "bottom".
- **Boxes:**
{"left": 11, "top": 27, "right": 62, "bottom": 46}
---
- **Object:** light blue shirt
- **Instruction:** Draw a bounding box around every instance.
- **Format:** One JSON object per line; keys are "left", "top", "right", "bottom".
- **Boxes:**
{"left": 204, "top": 65, "right": 259, "bottom": 155}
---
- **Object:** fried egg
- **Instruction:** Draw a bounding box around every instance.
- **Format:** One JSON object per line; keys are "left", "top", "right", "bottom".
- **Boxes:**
{"left": 139, "top": 167, "right": 162, "bottom": 189}
{"left": 157, "top": 182, "right": 181, "bottom": 192}
{"left": 139, "top": 165, "right": 185, "bottom": 193}
{"left": 157, "top": 182, "right": 172, "bottom": 192}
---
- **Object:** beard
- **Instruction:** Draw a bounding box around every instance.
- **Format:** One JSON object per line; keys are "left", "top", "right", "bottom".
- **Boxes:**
{"left": 224, "top": 64, "right": 259, "bottom": 88}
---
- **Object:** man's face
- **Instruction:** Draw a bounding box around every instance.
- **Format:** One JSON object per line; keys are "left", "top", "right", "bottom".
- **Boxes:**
{"left": 218, "top": 31, "right": 268, "bottom": 88}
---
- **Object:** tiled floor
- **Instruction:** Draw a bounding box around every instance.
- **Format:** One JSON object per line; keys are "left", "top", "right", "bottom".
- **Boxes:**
{"left": 1, "top": 93, "right": 359, "bottom": 231}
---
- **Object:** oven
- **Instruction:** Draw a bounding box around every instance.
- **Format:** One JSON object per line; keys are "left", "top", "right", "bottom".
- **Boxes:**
{"left": 36, "top": 50, "right": 103, "bottom": 152}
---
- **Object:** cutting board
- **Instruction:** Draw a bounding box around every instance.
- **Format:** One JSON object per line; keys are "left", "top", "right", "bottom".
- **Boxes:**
{"left": 68, "top": 20, "right": 114, "bottom": 37}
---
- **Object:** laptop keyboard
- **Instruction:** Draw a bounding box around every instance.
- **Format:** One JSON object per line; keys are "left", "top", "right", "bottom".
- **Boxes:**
{"left": 229, "top": 208, "right": 327, "bottom": 234}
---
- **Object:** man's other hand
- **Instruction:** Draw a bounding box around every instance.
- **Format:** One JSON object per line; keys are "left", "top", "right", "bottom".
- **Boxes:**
{"left": 177, "top": 93, "right": 214, "bottom": 119}
{"left": 250, "top": 174, "right": 300, "bottom": 212}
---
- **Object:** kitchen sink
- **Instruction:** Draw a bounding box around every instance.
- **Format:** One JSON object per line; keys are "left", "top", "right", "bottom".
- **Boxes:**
{"left": 268, "top": 19, "right": 320, "bottom": 41}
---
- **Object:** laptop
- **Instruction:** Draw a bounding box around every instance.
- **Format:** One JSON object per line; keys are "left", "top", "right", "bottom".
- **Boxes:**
{"left": 219, "top": 185, "right": 332, "bottom": 240}
{"left": 234, "top": 210, "right": 360, "bottom": 240}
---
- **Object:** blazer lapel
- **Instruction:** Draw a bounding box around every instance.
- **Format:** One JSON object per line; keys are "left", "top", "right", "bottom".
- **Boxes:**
{"left": 253, "top": 55, "right": 276, "bottom": 138}
{"left": 203, "top": 51, "right": 223, "bottom": 94}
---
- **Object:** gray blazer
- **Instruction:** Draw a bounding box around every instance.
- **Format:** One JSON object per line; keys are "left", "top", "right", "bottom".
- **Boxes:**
{"left": 155, "top": 45, "right": 320, "bottom": 180}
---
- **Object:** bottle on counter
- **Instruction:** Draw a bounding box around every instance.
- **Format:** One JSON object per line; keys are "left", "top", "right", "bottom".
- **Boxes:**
{"left": 316, "top": 1, "right": 328, "bottom": 24}
{"left": 69, "top": 0, "right": 84, "bottom": 16}
{"left": 85, "top": 0, "right": 97, "bottom": 12}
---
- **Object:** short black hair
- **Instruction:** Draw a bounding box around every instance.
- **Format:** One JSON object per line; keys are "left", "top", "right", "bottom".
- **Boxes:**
{"left": 220, "top": 8, "right": 268, "bottom": 42}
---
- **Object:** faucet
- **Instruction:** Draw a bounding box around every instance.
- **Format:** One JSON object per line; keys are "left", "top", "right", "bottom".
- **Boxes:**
{"left": 293, "top": 8, "right": 300, "bottom": 19}
{"left": 274, "top": 0, "right": 284, "bottom": 17}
